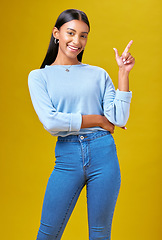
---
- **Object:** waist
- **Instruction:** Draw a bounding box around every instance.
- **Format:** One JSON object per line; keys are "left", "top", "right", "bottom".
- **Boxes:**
{"left": 57, "top": 130, "right": 111, "bottom": 142}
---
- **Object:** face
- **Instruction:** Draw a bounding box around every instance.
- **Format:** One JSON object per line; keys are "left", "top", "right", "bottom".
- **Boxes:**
{"left": 53, "top": 20, "right": 89, "bottom": 61}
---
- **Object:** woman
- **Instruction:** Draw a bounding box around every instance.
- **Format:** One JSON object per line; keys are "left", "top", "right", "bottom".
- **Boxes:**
{"left": 28, "top": 8, "right": 135, "bottom": 240}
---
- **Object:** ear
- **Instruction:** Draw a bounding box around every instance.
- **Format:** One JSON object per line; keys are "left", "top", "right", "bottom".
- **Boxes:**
{"left": 52, "top": 27, "right": 59, "bottom": 39}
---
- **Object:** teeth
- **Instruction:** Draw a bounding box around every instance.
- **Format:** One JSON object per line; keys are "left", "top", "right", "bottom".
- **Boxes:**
{"left": 68, "top": 46, "right": 79, "bottom": 50}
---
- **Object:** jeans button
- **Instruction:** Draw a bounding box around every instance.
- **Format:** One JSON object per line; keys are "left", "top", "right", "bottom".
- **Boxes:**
{"left": 80, "top": 136, "right": 84, "bottom": 140}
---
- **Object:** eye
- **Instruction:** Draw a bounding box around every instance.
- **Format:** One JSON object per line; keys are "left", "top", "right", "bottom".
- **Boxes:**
{"left": 67, "top": 32, "right": 74, "bottom": 36}
{"left": 81, "top": 35, "right": 87, "bottom": 39}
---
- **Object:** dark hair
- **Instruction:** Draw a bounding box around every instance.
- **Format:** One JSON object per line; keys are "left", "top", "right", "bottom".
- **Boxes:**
{"left": 40, "top": 9, "right": 90, "bottom": 69}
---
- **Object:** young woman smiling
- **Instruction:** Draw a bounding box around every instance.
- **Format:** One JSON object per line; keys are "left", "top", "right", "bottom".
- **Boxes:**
{"left": 28, "top": 8, "right": 135, "bottom": 240}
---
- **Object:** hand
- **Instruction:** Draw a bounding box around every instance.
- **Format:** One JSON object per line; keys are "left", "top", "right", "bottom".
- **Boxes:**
{"left": 100, "top": 116, "right": 127, "bottom": 133}
{"left": 100, "top": 116, "right": 115, "bottom": 133}
{"left": 113, "top": 40, "right": 135, "bottom": 73}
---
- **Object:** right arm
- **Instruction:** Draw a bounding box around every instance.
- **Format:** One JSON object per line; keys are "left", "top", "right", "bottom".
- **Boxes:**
{"left": 28, "top": 70, "right": 82, "bottom": 134}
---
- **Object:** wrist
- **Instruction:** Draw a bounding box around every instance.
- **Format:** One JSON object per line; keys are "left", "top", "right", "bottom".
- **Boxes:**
{"left": 118, "top": 68, "right": 129, "bottom": 92}
{"left": 97, "top": 115, "right": 103, "bottom": 127}
{"left": 119, "top": 67, "right": 130, "bottom": 75}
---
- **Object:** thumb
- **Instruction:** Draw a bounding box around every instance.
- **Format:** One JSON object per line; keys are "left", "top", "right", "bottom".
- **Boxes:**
{"left": 113, "top": 48, "right": 119, "bottom": 59}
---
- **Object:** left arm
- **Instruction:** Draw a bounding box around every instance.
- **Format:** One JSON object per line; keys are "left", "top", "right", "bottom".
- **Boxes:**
{"left": 103, "top": 40, "right": 135, "bottom": 127}
{"left": 113, "top": 40, "right": 135, "bottom": 92}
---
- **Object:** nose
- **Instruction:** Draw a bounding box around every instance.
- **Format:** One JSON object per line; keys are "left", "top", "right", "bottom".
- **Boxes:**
{"left": 72, "top": 35, "right": 80, "bottom": 46}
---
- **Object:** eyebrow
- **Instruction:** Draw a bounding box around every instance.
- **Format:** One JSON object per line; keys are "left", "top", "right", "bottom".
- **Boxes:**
{"left": 67, "top": 28, "right": 88, "bottom": 34}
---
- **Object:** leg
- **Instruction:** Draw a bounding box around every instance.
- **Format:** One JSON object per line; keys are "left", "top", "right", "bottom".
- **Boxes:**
{"left": 86, "top": 134, "right": 121, "bottom": 240}
{"left": 37, "top": 141, "right": 85, "bottom": 240}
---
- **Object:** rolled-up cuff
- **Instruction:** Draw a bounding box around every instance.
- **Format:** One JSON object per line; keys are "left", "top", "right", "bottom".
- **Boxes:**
{"left": 70, "top": 113, "right": 82, "bottom": 131}
{"left": 115, "top": 89, "right": 132, "bottom": 103}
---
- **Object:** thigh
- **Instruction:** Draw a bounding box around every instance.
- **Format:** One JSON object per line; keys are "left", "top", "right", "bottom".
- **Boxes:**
{"left": 37, "top": 141, "right": 85, "bottom": 240}
{"left": 86, "top": 134, "right": 121, "bottom": 240}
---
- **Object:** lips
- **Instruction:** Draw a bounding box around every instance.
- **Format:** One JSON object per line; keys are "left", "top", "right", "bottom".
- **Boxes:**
{"left": 67, "top": 45, "right": 81, "bottom": 51}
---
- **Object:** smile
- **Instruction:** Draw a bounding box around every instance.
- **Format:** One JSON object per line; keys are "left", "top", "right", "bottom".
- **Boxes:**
{"left": 67, "top": 45, "right": 80, "bottom": 52}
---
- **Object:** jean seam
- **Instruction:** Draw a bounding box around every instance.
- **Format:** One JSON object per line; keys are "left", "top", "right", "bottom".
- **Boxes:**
{"left": 87, "top": 177, "right": 113, "bottom": 240}
{"left": 55, "top": 183, "right": 84, "bottom": 239}
{"left": 86, "top": 141, "right": 91, "bottom": 167}
{"left": 86, "top": 183, "right": 111, "bottom": 240}
{"left": 80, "top": 142, "right": 85, "bottom": 167}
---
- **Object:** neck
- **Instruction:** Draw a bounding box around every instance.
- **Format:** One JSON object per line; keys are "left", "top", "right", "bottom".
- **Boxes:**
{"left": 51, "top": 52, "right": 80, "bottom": 66}
{"left": 52, "top": 61, "right": 81, "bottom": 66}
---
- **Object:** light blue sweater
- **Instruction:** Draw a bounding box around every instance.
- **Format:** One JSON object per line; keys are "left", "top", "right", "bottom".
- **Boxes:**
{"left": 28, "top": 63, "right": 132, "bottom": 137}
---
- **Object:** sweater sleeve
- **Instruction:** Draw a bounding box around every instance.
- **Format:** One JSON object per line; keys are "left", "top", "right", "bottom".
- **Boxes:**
{"left": 28, "top": 70, "right": 82, "bottom": 135}
{"left": 103, "top": 72, "right": 132, "bottom": 127}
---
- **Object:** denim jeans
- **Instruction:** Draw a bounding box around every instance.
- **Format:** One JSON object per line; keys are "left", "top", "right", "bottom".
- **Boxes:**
{"left": 36, "top": 131, "right": 121, "bottom": 240}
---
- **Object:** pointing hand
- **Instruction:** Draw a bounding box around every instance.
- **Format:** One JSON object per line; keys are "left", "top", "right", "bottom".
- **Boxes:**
{"left": 113, "top": 40, "right": 135, "bottom": 72}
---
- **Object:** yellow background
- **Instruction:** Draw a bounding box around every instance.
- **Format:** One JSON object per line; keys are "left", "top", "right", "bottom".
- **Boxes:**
{"left": 1, "top": 0, "right": 161, "bottom": 239}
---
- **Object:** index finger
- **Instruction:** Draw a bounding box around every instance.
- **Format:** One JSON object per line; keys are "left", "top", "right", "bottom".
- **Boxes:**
{"left": 123, "top": 40, "right": 133, "bottom": 54}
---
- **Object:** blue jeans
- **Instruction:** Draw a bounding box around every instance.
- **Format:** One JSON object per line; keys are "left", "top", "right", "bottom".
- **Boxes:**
{"left": 36, "top": 131, "right": 121, "bottom": 240}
